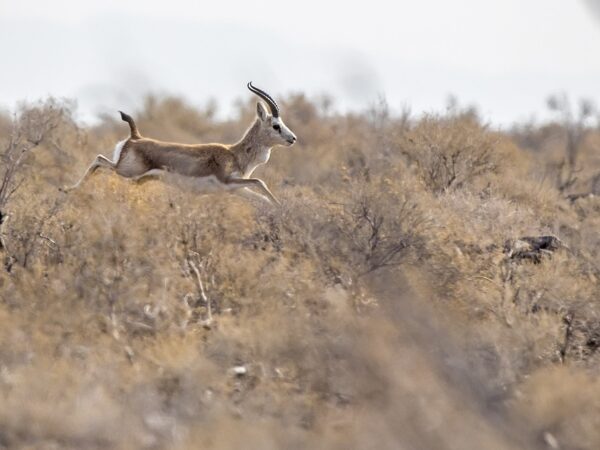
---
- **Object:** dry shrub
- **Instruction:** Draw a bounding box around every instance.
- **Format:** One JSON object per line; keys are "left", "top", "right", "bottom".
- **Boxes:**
{"left": 401, "top": 114, "right": 501, "bottom": 192}
{"left": 333, "top": 176, "right": 426, "bottom": 276}
{"left": 0, "top": 99, "right": 72, "bottom": 211}
{"left": 251, "top": 172, "right": 427, "bottom": 291}
{"left": 0, "top": 94, "right": 599, "bottom": 449}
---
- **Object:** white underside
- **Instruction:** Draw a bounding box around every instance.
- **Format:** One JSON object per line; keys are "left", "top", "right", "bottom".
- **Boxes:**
{"left": 163, "top": 172, "right": 239, "bottom": 193}
{"left": 112, "top": 139, "right": 127, "bottom": 164}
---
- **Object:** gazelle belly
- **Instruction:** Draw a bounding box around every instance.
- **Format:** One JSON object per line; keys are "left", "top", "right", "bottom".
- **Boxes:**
{"left": 163, "top": 173, "right": 238, "bottom": 193}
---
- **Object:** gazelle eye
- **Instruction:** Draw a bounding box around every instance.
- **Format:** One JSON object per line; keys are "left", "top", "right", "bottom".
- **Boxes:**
{"left": 273, "top": 124, "right": 281, "bottom": 132}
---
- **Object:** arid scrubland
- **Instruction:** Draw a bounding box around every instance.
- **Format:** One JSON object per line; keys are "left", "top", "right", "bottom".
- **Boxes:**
{"left": 0, "top": 93, "right": 599, "bottom": 450}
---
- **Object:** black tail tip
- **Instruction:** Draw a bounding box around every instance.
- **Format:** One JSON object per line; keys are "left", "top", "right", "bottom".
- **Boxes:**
{"left": 118, "top": 110, "right": 129, "bottom": 121}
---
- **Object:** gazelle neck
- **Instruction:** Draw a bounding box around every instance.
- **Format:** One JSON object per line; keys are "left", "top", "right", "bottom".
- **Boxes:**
{"left": 231, "top": 119, "right": 273, "bottom": 177}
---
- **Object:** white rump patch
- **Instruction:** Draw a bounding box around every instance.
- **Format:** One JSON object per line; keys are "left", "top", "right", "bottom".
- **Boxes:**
{"left": 112, "top": 139, "right": 127, "bottom": 164}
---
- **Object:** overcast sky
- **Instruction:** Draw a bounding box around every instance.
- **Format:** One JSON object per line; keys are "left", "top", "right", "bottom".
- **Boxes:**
{"left": 1, "top": 0, "right": 600, "bottom": 125}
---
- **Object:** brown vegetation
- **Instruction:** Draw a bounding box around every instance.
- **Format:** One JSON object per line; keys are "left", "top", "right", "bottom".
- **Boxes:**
{"left": 0, "top": 93, "right": 599, "bottom": 449}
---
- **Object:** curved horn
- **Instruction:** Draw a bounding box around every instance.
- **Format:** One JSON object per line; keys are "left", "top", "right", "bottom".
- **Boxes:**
{"left": 247, "top": 82, "right": 280, "bottom": 118}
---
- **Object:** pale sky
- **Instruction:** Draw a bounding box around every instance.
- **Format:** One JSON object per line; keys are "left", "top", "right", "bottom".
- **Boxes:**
{"left": 1, "top": 0, "right": 600, "bottom": 125}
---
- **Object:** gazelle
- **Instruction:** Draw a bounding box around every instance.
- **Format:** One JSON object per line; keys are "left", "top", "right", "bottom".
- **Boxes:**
{"left": 65, "top": 83, "right": 297, "bottom": 205}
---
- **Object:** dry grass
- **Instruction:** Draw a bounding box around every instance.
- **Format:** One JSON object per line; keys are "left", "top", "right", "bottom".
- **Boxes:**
{"left": 0, "top": 95, "right": 599, "bottom": 449}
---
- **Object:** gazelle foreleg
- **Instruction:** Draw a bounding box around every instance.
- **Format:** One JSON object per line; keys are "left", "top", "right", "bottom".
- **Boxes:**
{"left": 235, "top": 187, "right": 272, "bottom": 205}
{"left": 64, "top": 154, "right": 116, "bottom": 191}
{"left": 227, "top": 178, "right": 280, "bottom": 205}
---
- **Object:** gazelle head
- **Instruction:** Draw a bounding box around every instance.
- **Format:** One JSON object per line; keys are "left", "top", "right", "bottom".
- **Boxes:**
{"left": 248, "top": 82, "right": 297, "bottom": 147}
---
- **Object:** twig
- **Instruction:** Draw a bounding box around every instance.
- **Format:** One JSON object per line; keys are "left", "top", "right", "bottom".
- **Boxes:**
{"left": 469, "top": 275, "right": 502, "bottom": 288}
{"left": 559, "top": 312, "right": 574, "bottom": 364}
{"left": 188, "top": 259, "right": 213, "bottom": 328}
{"left": 38, "top": 233, "right": 57, "bottom": 248}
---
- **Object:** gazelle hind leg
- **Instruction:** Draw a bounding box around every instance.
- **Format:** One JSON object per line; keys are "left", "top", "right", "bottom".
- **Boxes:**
{"left": 64, "top": 154, "right": 115, "bottom": 191}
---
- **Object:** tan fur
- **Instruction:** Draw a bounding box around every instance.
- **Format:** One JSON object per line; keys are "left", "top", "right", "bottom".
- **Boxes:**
{"left": 66, "top": 92, "right": 297, "bottom": 205}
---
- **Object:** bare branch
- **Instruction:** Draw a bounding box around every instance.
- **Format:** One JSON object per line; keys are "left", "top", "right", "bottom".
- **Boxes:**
{"left": 188, "top": 258, "right": 213, "bottom": 328}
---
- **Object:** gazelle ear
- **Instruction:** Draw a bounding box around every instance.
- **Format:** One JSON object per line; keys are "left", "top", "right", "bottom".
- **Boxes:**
{"left": 256, "top": 102, "right": 268, "bottom": 121}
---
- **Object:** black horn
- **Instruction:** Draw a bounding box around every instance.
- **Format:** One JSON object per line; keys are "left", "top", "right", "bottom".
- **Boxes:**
{"left": 247, "top": 82, "right": 280, "bottom": 118}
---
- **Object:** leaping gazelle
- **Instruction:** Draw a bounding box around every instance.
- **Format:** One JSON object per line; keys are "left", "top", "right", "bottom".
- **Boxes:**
{"left": 65, "top": 82, "right": 297, "bottom": 205}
